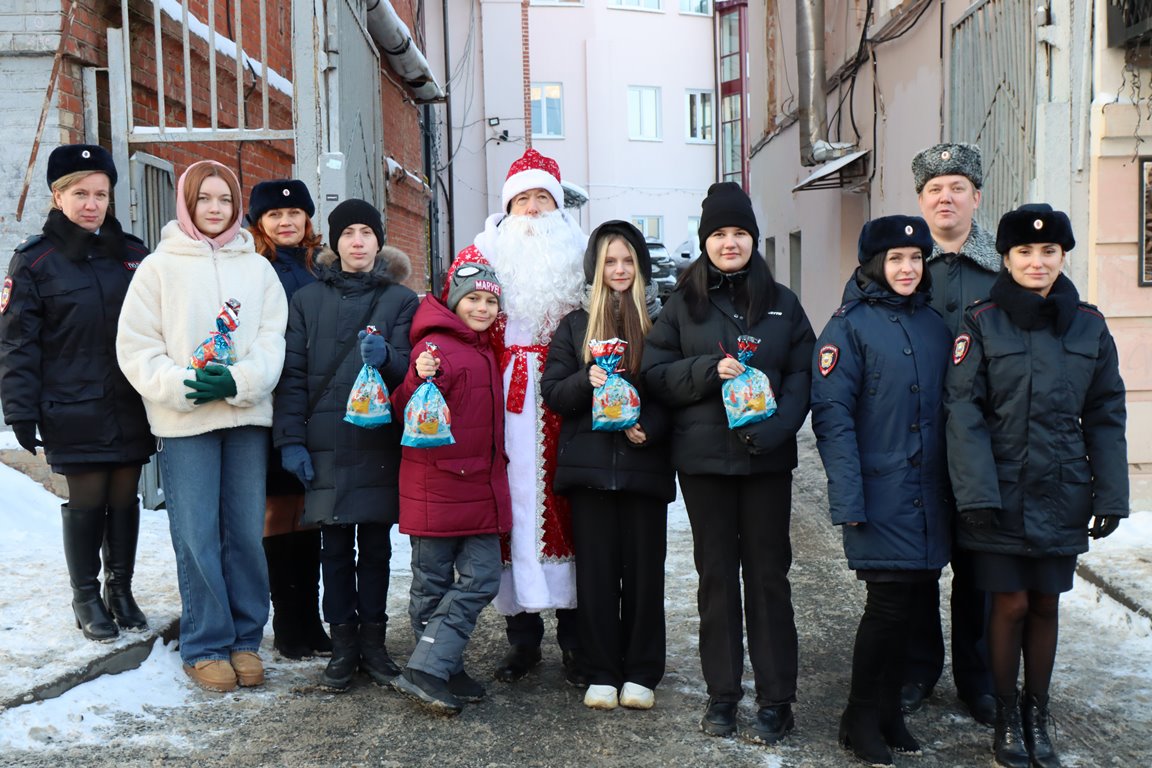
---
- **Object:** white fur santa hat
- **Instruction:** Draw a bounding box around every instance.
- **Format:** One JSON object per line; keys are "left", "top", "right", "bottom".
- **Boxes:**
{"left": 501, "top": 148, "right": 565, "bottom": 213}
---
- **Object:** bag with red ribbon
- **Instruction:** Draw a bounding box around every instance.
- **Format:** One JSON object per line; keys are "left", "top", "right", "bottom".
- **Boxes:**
{"left": 721, "top": 335, "right": 777, "bottom": 428}
{"left": 402, "top": 343, "right": 455, "bottom": 447}
{"left": 189, "top": 298, "right": 241, "bottom": 369}
{"left": 344, "top": 326, "right": 392, "bottom": 428}
{"left": 589, "top": 337, "right": 641, "bottom": 432}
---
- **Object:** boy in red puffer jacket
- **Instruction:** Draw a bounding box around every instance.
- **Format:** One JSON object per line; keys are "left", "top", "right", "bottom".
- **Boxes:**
{"left": 390, "top": 263, "right": 511, "bottom": 715}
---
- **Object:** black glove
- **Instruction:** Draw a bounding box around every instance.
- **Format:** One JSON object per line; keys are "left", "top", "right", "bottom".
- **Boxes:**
{"left": 1089, "top": 515, "right": 1121, "bottom": 540}
{"left": 280, "top": 444, "right": 315, "bottom": 489}
{"left": 184, "top": 365, "right": 239, "bottom": 405}
{"left": 12, "top": 421, "right": 42, "bottom": 455}
{"left": 959, "top": 508, "right": 997, "bottom": 529}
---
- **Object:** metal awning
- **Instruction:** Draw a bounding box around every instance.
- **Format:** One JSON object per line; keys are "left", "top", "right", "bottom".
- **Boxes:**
{"left": 792, "top": 149, "right": 870, "bottom": 192}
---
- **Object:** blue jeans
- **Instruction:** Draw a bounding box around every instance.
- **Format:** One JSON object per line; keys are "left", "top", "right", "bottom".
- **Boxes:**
{"left": 407, "top": 534, "right": 500, "bottom": 680}
{"left": 158, "top": 427, "right": 270, "bottom": 666}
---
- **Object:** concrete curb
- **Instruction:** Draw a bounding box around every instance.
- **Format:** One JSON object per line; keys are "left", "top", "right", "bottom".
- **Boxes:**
{"left": 1075, "top": 561, "right": 1152, "bottom": 632}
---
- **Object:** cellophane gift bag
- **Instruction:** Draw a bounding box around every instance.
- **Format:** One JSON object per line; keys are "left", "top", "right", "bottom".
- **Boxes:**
{"left": 344, "top": 325, "right": 392, "bottom": 428}
{"left": 189, "top": 298, "right": 241, "bottom": 369}
{"left": 721, "top": 335, "right": 777, "bottom": 428}
{"left": 401, "top": 343, "right": 454, "bottom": 447}
{"left": 589, "top": 337, "right": 641, "bottom": 432}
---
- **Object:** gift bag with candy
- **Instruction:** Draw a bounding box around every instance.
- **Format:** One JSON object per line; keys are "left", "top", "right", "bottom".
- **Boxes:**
{"left": 721, "top": 335, "right": 777, "bottom": 428}
{"left": 344, "top": 326, "right": 392, "bottom": 428}
{"left": 589, "top": 337, "right": 641, "bottom": 432}
{"left": 189, "top": 298, "right": 241, "bottom": 369}
{"left": 402, "top": 343, "right": 455, "bottom": 447}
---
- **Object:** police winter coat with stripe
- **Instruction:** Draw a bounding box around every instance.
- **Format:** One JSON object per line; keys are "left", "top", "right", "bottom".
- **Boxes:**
{"left": 811, "top": 273, "right": 953, "bottom": 570}
{"left": 641, "top": 266, "right": 815, "bottom": 476}
{"left": 541, "top": 307, "right": 676, "bottom": 503}
{"left": 272, "top": 246, "right": 417, "bottom": 527}
{"left": 945, "top": 272, "right": 1128, "bottom": 557}
{"left": 392, "top": 295, "right": 511, "bottom": 537}
{"left": 1, "top": 209, "right": 153, "bottom": 465}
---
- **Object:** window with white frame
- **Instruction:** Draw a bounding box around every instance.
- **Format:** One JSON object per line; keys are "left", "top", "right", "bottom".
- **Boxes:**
{"left": 612, "top": 0, "right": 662, "bottom": 9}
{"left": 686, "top": 90, "right": 714, "bottom": 142}
{"left": 680, "top": 0, "right": 710, "bottom": 14}
{"left": 531, "top": 83, "right": 564, "bottom": 138}
{"left": 532, "top": 0, "right": 583, "bottom": 5}
{"left": 687, "top": 216, "right": 701, "bottom": 256}
{"left": 628, "top": 86, "right": 662, "bottom": 140}
{"left": 632, "top": 215, "right": 663, "bottom": 242}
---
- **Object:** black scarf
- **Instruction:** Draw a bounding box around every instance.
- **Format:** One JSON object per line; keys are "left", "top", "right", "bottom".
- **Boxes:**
{"left": 988, "top": 270, "right": 1079, "bottom": 335}
{"left": 42, "top": 208, "right": 128, "bottom": 263}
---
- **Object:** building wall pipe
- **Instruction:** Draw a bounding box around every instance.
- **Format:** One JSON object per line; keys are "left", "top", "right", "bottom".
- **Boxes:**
{"left": 796, "top": 0, "right": 828, "bottom": 166}
{"left": 365, "top": 0, "right": 446, "bottom": 102}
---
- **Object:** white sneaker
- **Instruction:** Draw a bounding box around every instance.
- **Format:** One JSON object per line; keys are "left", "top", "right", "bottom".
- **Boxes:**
{"left": 619, "top": 682, "right": 655, "bottom": 710}
{"left": 584, "top": 684, "right": 619, "bottom": 710}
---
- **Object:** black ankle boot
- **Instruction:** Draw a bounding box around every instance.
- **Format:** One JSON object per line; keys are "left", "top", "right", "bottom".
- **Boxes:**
{"left": 359, "top": 621, "right": 401, "bottom": 685}
{"left": 1022, "top": 691, "right": 1060, "bottom": 768}
{"left": 700, "top": 699, "right": 737, "bottom": 737}
{"left": 62, "top": 505, "right": 118, "bottom": 642}
{"left": 993, "top": 692, "right": 1031, "bottom": 768}
{"left": 494, "top": 644, "right": 541, "bottom": 682}
{"left": 879, "top": 701, "right": 921, "bottom": 755}
{"left": 322, "top": 623, "right": 359, "bottom": 691}
{"left": 103, "top": 504, "right": 148, "bottom": 631}
{"left": 838, "top": 704, "right": 894, "bottom": 766}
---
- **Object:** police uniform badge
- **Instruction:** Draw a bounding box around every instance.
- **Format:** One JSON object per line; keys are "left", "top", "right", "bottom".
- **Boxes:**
{"left": 952, "top": 333, "right": 972, "bottom": 365}
{"left": 818, "top": 344, "right": 839, "bottom": 376}
{"left": 0, "top": 276, "right": 12, "bottom": 314}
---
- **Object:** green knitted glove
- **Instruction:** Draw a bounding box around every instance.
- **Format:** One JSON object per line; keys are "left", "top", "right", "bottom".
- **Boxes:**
{"left": 184, "top": 365, "right": 238, "bottom": 405}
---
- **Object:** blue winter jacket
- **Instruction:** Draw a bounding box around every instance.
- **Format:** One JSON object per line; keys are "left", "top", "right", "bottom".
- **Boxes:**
{"left": 811, "top": 272, "right": 953, "bottom": 571}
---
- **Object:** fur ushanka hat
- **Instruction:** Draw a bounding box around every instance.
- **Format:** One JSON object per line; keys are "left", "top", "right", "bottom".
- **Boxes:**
{"left": 857, "top": 215, "right": 934, "bottom": 264}
{"left": 995, "top": 203, "right": 1075, "bottom": 255}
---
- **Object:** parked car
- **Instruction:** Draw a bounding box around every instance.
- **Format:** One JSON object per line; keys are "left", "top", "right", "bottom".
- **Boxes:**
{"left": 671, "top": 239, "right": 698, "bottom": 273}
{"left": 646, "top": 242, "right": 678, "bottom": 300}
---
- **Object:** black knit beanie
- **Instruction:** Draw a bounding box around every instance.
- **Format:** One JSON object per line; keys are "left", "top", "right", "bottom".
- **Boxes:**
{"left": 328, "top": 199, "right": 384, "bottom": 253}
{"left": 698, "top": 182, "right": 759, "bottom": 254}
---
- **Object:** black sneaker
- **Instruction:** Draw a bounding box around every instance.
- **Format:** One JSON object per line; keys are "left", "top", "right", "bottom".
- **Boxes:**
{"left": 392, "top": 668, "right": 464, "bottom": 715}
{"left": 448, "top": 670, "right": 487, "bottom": 703}
{"left": 741, "top": 703, "right": 795, "bottom": 745}
{"left": 701, "top": 699, "right": 738, "bottom": 737}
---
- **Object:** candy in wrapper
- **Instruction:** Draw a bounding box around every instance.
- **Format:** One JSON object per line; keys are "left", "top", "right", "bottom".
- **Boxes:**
{"left": 189, "top": 298, "right": 241, "bottom": 369}
{"left": 589, "top": 337, "right": 641, "bottom": 432}
{"left": 344, "top": 325, "right": 392, "bottom": 428}
{"left": 721, "top": 335, "right": 777, "bottom": 428}
{"left": 402, "top": 343, "right": 455, "bottom": 447}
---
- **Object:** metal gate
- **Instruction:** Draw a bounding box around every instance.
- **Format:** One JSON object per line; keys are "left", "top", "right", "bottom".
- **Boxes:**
{"left": 949, "top": 0, "right": 1036, "bottom": 230}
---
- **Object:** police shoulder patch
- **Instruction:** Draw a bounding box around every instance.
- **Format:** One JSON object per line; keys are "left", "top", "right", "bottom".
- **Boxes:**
{"left": 952, "top": 333, "right": 972, "bottom": 365}
{"left": 818, "top": 344, "right": 840, "bottom": 376}
{"left": 0, "top": 276, "right": 13, "bottom": 314}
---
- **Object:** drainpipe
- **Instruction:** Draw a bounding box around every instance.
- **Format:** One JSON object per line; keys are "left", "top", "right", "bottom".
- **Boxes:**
{"left": 796, "top": 0, "right": 828, "bottom": 166}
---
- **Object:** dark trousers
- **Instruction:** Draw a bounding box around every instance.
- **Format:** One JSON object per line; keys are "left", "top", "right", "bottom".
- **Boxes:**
{"left": 680, "top": 472, "right": 798, "bottom": 706}
{"left": 320, "top": 522, "right": 392, "bottom": 626}
{"left": 904, "top": 546, "right": 993, "bottom": 698}
{"left": 850, "top": 580, "right": 931, "bottom": 709}
{"left": 570, "top": 489, "right": 668, "bottom": 689}
{"left": 505, "top": 608, "right": 580, "bottom": 650}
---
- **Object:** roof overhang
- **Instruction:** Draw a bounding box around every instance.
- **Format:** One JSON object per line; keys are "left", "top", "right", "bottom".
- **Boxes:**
{"left": 792, "top": 149, "right": 870, "bottom": 192}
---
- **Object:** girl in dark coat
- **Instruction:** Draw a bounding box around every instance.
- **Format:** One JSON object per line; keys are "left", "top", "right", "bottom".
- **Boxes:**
{"left": 811, "top": 216, "right": 953, "bottom": 766}
{"left": 247, "top": 179, "right": 331, "bottom": 661}
{"left": 541, "top": 220, "right": 675, "bottom": 712}
{"left": 272, "top": 199, "right": 418, "bottom": 691}
{"left": 0, "top": 144, "right": 152, "bottom": 642}
{"left": 641, "top": 183, "right": 815, "bottom": 744}
{"left": 946, "top": 204, "right": 1127, "bottom": 768}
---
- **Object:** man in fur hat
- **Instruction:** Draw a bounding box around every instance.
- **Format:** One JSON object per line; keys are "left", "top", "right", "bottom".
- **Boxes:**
{"left": 902, "top": 142, "right": 998, "bottom": 725}
{"left": 442, "top": 148, "right": 587, "bottom": 685}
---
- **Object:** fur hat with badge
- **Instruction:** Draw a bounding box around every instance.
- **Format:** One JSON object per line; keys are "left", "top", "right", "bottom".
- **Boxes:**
{"left": 327, "top": 199, "right": 384, "bottom": 253}
{"left": 248, "top": 179, "right": 315, "bottom": 222}
{"left": 995, "top": 203, "right": 1075, "bottom": 255}
{"left": 446, "top": 262, "right": 503, "bottom": 311}
{"left": 47, "top": 144, "right": 118, "bottom": 188}
{"left": 502, "top": 148, "right": 565, "bottom": 213}
{"left": 697, "top": 181, "right": 760, "bottom": 254}
{"left": 857, "top": 215, "right": 933, "bottom": 264}
{"left": 911, "top": 142, "right": 983, "bottom": 193}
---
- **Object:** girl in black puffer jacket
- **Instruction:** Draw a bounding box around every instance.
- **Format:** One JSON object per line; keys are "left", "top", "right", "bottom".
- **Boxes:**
{"left": 541, "top": 220, "right": 674, "bottom": 712}
{"left": 641, "top": 184, "right": 815, "bottom": 744}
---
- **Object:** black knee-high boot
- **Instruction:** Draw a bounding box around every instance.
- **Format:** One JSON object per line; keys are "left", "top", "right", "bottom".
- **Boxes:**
{"left": 62, "top": 504, "right": 118, "bottom": 642}
{"left": 102, "top": 503, "right": 147, "bottom": 630}
{"left": 265, "top": 534, "right": 310, "bottom": 659}
{"left": 294, "top": 529, "right": 331, "bottom": 655}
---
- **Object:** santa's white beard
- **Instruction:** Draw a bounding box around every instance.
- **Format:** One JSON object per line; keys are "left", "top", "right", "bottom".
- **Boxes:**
{"left": 489, "top": 210, "right": 586, "bottom": 343}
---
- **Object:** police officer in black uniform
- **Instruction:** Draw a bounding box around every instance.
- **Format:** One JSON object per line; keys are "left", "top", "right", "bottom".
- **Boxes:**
{"left": 0, "top": 144, "right": 153, "bottom": 642}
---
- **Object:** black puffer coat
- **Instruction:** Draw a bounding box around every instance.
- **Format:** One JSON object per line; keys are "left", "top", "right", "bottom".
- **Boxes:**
{"left": 641, "top": 264, "right": 815, "bottom": 476}
{"left": 541, "top": 308, "right": 676, "bottom": 503}
{"left": 945, "top": 272, "right": 1128, "bottom": 557}
{"left": 0, "top": 209, "right": 153, "bottom": 465}
{"left": 272, "top": 245, "right": 418, "bottom": 526}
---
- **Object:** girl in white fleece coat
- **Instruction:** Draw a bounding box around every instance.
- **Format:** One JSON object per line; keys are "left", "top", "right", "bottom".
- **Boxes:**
{"left": 116, "top": 160, "right": 287, "bottom": 693}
